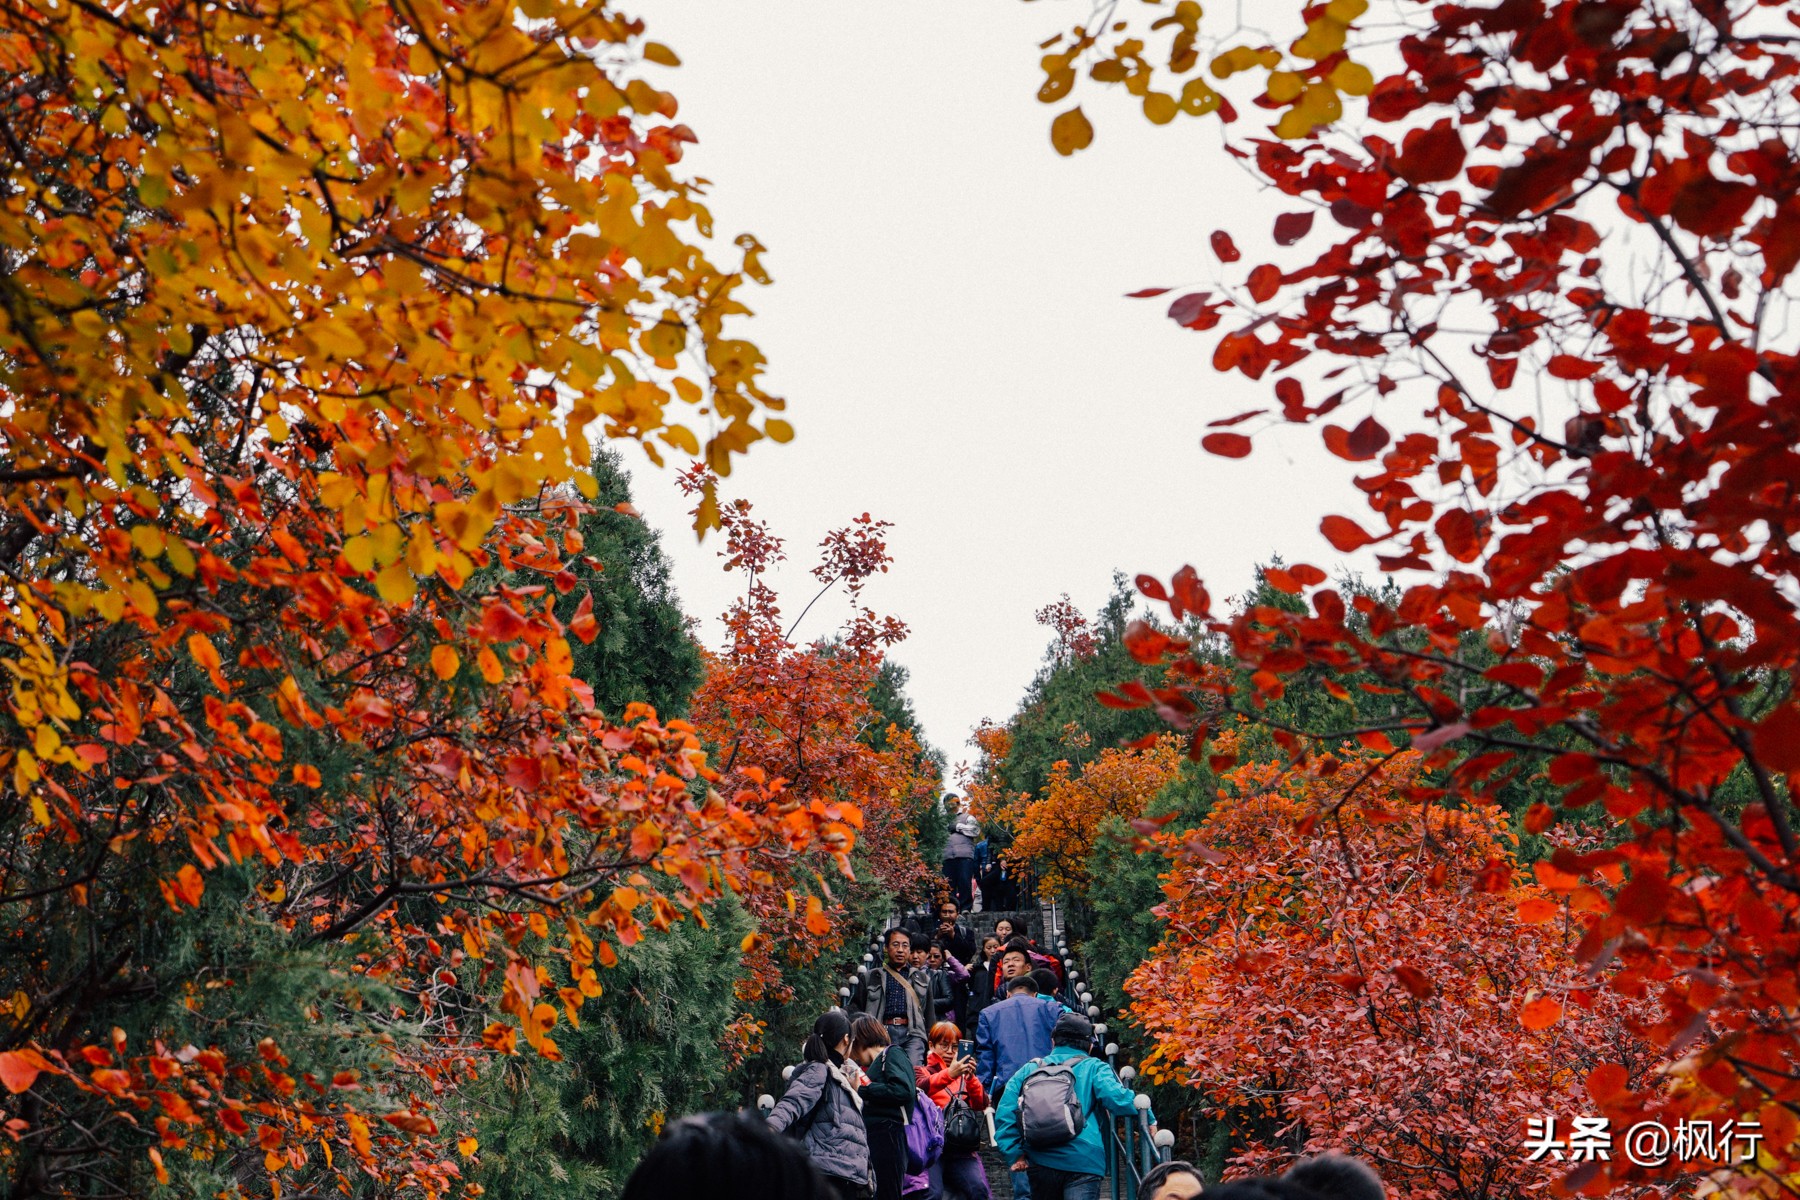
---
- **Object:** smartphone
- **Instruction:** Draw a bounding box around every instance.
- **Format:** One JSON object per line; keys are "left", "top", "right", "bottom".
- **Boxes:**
{"left": 959, "top": 1039, "right": 974, "bottom": 1059}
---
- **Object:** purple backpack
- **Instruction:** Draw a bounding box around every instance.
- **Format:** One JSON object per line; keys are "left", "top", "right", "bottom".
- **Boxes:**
{"left": 903, "top": 1092, "right": 945, "bottom": 1187}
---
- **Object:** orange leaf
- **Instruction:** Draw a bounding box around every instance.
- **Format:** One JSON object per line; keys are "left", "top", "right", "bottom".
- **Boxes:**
{"left": 569, "top": 593, "right": 599, "bottom": 644}
{"left": 0, "top": 1049, "right": 50, "bottom": 1094}
{"left": 1521, "top": 996, "right": 1563, "bottom": 1030}
{"left": 1515, "top": 897, "right": 1560, "bottom": 924}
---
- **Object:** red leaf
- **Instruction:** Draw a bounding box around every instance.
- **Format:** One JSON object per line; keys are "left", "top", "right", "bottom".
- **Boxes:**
{"left": 1272, "top": 211, "right": 1315, "bottom": 245}
{"left": 1546, "top": 354, "right": 1601, "bottom": 380}
{"left": 481, "top": 603, "right": 530, "bottom": 642}
{"left": 1671, "top": 177, "right": 1757, "bottom": 239}
{"left": 1435, "top": 508, "right": 1483, "bottom": 562}
{"left": 1170, "top": 566, "right": 1210, "bottom": 620}
{"left": 1134, "top": 574, "right": 1169, "bottom": 602}
{"left": 1330, "top": 198, "right": 1374, "bottom": 229}
{"left": 1760, "top": 196, "right": 1800, "bottom": 285}
{"left": 1096, "top": 682, "right": 1154, "bottom": 710}
{"left": 1320, "top": 515, "right": 1374, "bottom": 551}
{"left": 384, "top": 1110, "right": 439, "bottom": 1136}
{"left": 1207, "top": 409, "right": 1265, "bottom": 428}
{"left": 1126, "top": 287, "right": 1174, "bottom": 298}
{"left": 1246, "top": 264, "right": 1282, "bottom": 303}
{"left": 1753, "top": 704, "right": 1800, "bottom": 772}
{"left": 1210, "top": 230, "right": 1241, "bottom": 262}
{"left": 1202, "top": 432, "right": 1254, "bottom": 458}
{"left": 1613, "top": 871, "right": 1674, "bottom": 924}
{"left": 568, "top": 592, "right": 599, "bottom": 645}
{"left": 1485, "top": 145, "right": 1591, "bottom": 217}
{"left": 1587, "top": 1063, "right": 1630, "bottom": 1104}
{"left": 1392, "top": 119, "right": 1465, "bottom": 184}
{"left": 1391, "top": 965, "right": 1435, "bottom": 998}
{"left": 1346, "top": 416, "right": 1389, "bottom": 458}
{"left": 1326, "top": 972, "right": 1367, "bottom": 994}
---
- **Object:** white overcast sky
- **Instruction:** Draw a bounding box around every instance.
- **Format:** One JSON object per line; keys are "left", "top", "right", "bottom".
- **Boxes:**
{"left": 621, "top": 0, "right": 1372, "bottom": 776}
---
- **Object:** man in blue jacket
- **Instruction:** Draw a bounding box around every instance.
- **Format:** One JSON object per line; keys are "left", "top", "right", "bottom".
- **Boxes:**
{"left": 994, "top": 1012, "right": 1152, "bottom": 1200}
{"left": 975, "top": 974, "right": 1059, "bottom": 1095}
{"left": 974, "top": 972, "right": 1061, "bottom": 1200}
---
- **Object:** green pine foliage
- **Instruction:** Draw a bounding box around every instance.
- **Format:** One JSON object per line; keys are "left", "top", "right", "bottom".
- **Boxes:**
{"left": 1000, "top": 574, "right": 1166, "bottom": 803}
{"left": 467, "top": 900, "right": 754, "bottom": 1200}
{"left": 554, "top": 449, "right": 705, "bottom": 720}
{"left": 865, "top": 659, "right": 949, "bottom": 866}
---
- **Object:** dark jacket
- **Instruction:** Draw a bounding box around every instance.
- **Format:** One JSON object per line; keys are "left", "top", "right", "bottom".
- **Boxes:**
{"left": 859, "top": 965, "right": 936, "bottom": 1034}
{"left": 964, "top": 956, "right": 998, "bottom": 1022}
{"left": 932, "top": 921, "right": 977, "bottom": 964}
{"left": 860, "top": 1045, "right": 919, "bottom": 1127}
{"left": 768, "top": 1060, "right": 871, "bottom": 1187}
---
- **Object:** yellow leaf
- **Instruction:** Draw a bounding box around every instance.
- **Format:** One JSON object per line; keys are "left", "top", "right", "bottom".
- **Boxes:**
{"left": 1050, "top": 106, "right": 1094, "bottom": 156}
{"left": 431, "top": 644, "right": 460, "bottom": 681}
{"left": 458, "top": 1136, "right": 479, "bottom": 1157}
{"left": 375, "top": 562, "right": 417, "bottom": 604}
{"left": 477, "top": 648, "right": 505, "bottom": 684}
{"left": 343, "top": 535, "right": 376, "bottom": 574}
{"left": 764, "top": 419, "right": 794, "bottom": 444}
{"left": 1327, "top": 59, "right": 1374, "bottom": 96}
{"left": 643, "top": 42, "right": 680, "bottom": 67}
{"left": 130, "top": 525, "right": 166, "bottom": 557}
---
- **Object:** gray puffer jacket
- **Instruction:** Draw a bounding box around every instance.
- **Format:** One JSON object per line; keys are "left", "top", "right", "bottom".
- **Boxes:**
{"left": 767, "top": 1059, "right": 870, "bottom": 1189}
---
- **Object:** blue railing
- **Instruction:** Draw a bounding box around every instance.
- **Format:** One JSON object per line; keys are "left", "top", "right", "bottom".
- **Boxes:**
{"left": 1044, "top": 901, "right": 1174, "bottom": 1199}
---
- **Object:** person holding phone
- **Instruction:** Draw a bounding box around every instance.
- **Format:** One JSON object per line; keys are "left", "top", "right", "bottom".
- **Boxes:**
{"left": 919, "top": 1023, "right": 990, "bottom": 1200}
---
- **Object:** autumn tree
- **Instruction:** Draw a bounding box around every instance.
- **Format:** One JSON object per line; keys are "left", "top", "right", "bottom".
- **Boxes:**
{"left": 680, "top": 469, "right": 938, "bottom": 1084}
{"left": 1029, "top": 0, "right": 1800, "bottom": 1190}
{"left": 548, "top": 449, "right": 705, "bottom": 721}
{"left": 0, "top": 0, "right": 816, "bottom": 1193}
{"left": 1005, "top": 731, "right": 1183, "bottom": 904}
{"left": 1130, "top": 738, "right": 1656, "bottom": 1199}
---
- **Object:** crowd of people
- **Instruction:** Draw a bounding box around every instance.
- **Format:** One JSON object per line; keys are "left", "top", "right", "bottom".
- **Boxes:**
{"left": 616, "top": 799, "right": 1389, "bottom": 1200}
{"left": 620, "top": 1110, "right": 1382, "bottom": 1200}
{"left": 736, "top": 899, "right": 1147, "bottom": 1200}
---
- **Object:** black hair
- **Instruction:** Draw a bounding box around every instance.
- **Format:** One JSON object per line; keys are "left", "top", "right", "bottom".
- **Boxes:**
{"left": 1141, "top": 1160, "right": 1207, "bottom": 1200}
{"left": 1005, "top": 975, "right": 1038, "bottom": 996}
{"left": 801, "top": 1009, "right": 852, "bottom": 1066}
{"left": 1030, "top": 967, "right": 1061, "bottom": 997}
{"left": 1001, "top": 939, "right": 1032, "bottom": 959}
{"left": 1203, "top": 1154, "right": 1385, "bottom": 1200}
{"left": 883, "top": 927, "right": 912, "bottom": 950}
{"left": 620, "top": 1111, "right": 836, "bottom": 1200}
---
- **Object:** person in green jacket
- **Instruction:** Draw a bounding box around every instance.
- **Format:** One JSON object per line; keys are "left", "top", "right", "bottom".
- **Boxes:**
{"left": 994, "top": 1012, "right": 1152, "bottom": 1200}
{"left": 850, "top": 1013, "right": 920, "bottom": 1200}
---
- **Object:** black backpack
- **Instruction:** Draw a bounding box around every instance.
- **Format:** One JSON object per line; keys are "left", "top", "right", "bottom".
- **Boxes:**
{"left": 942, "top": 1080, "right": 985, "bottom": 1155}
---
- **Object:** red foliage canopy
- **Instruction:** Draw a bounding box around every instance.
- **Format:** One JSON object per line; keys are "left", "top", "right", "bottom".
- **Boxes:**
{"left": 1108, "top": 0, "right": 1800, "bottom": 1192}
